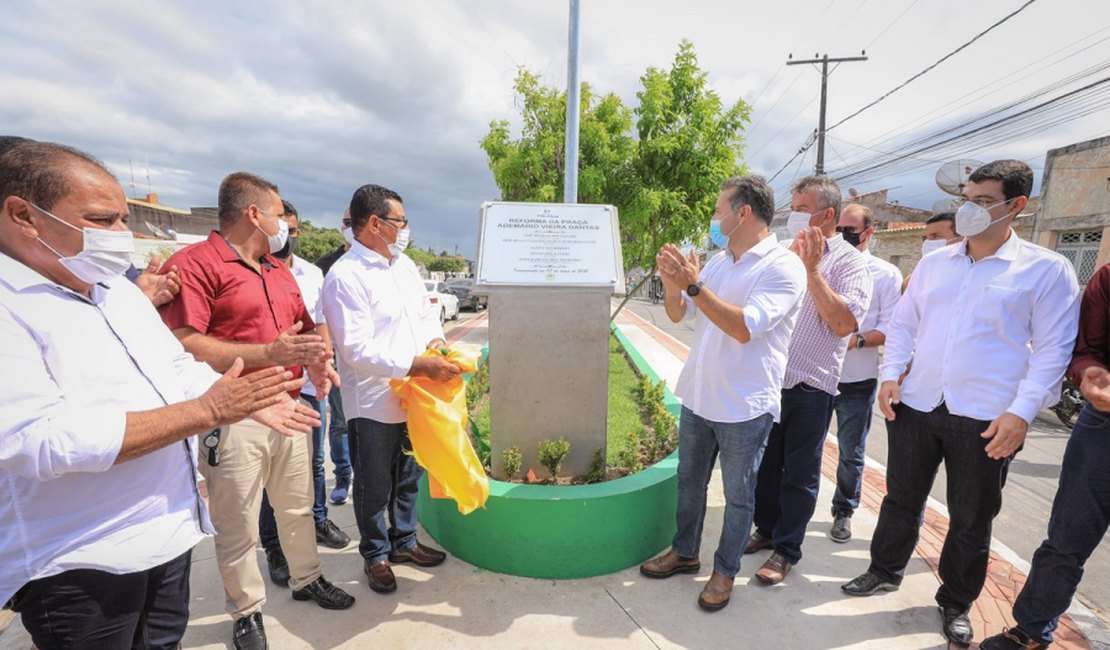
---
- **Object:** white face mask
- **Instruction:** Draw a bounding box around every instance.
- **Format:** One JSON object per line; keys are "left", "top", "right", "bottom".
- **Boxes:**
{"left": 920, "top": 238, "right": 950, "bottom": 257}
{"left": 786, "top": 211, "right": 811, "bottom": 239}
{"left": 389, "top": 226, "right": 411, "bottom": 256}
{"left": 256, "top": 208, "right": 289, "bottom": 254}
{"left": 955, "top": 199, "right": 1012, "bottom": 237}
{"left": 33, "top": 203, "right": 135, "bottom": 284}
{"left": 342, "top": 226, "right": 355, "bottom": 247}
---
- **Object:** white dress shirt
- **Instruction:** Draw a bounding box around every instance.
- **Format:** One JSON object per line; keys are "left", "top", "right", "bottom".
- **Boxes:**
{"left": 290, "top": 255, "right": 325, "bottom": 397}
{"left": 782, "top": 234, "right": 873, "bottom": 395}
{"left": 879, "top": 231, "right": 1081, "bottom": 423}
{"left": 321, "top": 242, "right": 443, "bottom": 424}
{"left": 674, "top": 234, "right": 808, "bottom": 423}
{"left": 840, "top": 250, "right": 903, "bottom": 383}
{"left": 0, "top": 253, "right": 218, "bottom": 605}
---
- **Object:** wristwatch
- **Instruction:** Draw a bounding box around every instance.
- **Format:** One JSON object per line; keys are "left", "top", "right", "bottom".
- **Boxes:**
{"left": 686, "top": 281, "right": 703, "bottom": 297}
{"left": 854, "top": 333, "right": 866, "bottom": 349}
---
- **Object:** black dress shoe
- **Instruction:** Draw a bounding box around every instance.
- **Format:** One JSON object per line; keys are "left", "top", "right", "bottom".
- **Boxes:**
{"left": 265, "top": 548, "right": 290, "bottom": 587}
{"left": 315, "top": 519, "right": 351, "bottom": 549}
{"left": 233, "top": 612, "right": 267, "bottom": 650}
{"left": 940, "top": 606, "right": 974, "bottom": 647}
{"left": 389, "top": 542, "right": 447, "bottom": 567}
{"left": 841, "top": 571, "right": 900, "bottom": 597}
{"left": 291, "top": 575, "right": 356, "bottom": 610}
{"left": 365, "top": 559, "right": 398, "bottom": 593}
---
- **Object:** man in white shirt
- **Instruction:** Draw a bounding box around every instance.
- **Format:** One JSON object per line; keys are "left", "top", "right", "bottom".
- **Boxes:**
{"left": 258, "top": 201, "right": 351, "bottom": 590}
{"left": 841, "top": 160, "right": 1081, "bottom": 648}
{"left": 827, "top": 204, "right": 903, "bottom": 543}
{"left": 321, "top": 183, "right": 460, "bottom": 595}
{"left": 0, "top": 140, "right": 316, "bottom": 649}
{"left": 638, "top": 175, "right": 807, "bottom": 611}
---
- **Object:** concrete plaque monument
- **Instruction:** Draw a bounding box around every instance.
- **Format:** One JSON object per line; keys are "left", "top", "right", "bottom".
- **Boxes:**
{"left": 476, "top": 202, "right": 624, "bottom": 478}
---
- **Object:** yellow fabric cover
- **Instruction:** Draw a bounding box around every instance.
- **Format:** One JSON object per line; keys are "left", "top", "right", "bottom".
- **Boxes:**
{"left": 390, "top": 345, "right": 489, "bottom": 515}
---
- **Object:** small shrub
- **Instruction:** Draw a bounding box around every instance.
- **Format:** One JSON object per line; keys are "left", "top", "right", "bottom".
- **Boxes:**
{"left": 617, "top": 431, "right": 643, "bottom": 473}
{"left": 465, "top": 363, "right": 490, "bottom": 407}
{"left": 537, "top": 437, "right": 571, "bottom": 478}
{"left": 502, "top": 445, "right": 522, "bottom": 479}
{"left": 585, "top": 448, "right": 606, "bottom": 483}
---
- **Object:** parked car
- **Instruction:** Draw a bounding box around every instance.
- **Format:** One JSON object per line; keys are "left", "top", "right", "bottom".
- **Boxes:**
{"left": 424, "top": 280, "right": 460, "bottom": 323}
{"left": 445, "top": 278, "right": 488, "bottom": 311}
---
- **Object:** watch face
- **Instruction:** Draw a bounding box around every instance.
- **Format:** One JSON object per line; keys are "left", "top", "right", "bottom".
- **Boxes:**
{"left": 203, "top": 432, "right": 220, "bottom": 449}
{"left": 687, "top": 283, "right": 700, "bottom": 296}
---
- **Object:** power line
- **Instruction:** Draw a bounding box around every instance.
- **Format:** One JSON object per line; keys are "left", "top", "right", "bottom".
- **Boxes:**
{"left": 825, "top": 0, "right": 1040, "bottom": 133}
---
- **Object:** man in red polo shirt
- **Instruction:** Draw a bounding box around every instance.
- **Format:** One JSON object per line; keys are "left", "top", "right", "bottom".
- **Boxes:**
{"left": 160, "top": 172, "right": 352, "bottom": 650}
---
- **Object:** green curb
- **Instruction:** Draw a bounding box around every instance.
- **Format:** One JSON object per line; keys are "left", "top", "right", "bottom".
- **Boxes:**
{"left": 418, "top": 321, "right": 679, "bottom": 579}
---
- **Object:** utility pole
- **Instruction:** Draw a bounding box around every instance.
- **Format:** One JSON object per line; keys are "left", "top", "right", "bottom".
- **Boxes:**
{"left": 563, "top": 0, "right": 581, "bottom": 203}
{"left": 786, "top": 52, "right": 867, "bottom": 175}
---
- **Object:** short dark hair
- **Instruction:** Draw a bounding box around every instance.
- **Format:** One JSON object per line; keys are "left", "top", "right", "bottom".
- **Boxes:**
{"left": 0, "top": 136, "right": 32, "bottom": 155}
{"left": 842, "top": 203, "right": 874, "bottom": 230}
{"left": 720, "top": 175, "right": 775, "bottom": 225}
{"left": 791, "top": 175, "right": 842, "bottom": 217}
{"left": 0, "top": 140, "right": 115, "bottom": 211}
{"left": 349, "top": 184, "right": 403, "bottom": 233}
{"left": 281, "top": 199, "right": 298, "bottom": 218}
{"left": 968, "top": 160, "right": 1033, "bottom": 200}
{"left": 926, "top": 211, "right": 955, "bottom": 226}
{"left": 218, "top": 172, "right": 279, "bottom": 226}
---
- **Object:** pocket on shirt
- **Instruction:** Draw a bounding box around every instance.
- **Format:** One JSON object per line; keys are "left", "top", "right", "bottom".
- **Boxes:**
{"left": 976, "top": 284, "right": 1029, "bottom": 328}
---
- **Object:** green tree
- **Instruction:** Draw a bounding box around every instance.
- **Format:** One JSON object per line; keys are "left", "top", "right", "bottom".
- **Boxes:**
{"left": 427, "top": 257, "right": 465, "bottom": 273}
{"left": 618, "top": 40, "right": 751, "bottom": 273}
{"left": 296, "top": 219, "right": 345, "bottom": 263}
{"left": 481, "top": 69, "right": 634, "bottom": 204}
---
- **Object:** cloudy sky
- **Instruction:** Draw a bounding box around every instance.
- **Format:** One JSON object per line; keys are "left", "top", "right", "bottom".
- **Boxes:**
{"left": 4, "top": 0, "right": 1108, "bottom": 257}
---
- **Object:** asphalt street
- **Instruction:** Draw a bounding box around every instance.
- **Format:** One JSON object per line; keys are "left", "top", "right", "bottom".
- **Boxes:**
{"left": 620, "top": 297, "right": 1110, "bottom": 629}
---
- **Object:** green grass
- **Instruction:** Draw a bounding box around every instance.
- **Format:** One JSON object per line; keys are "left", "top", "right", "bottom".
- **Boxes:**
{"left": 469, "top": 334, "right": 648, "bottom": 469}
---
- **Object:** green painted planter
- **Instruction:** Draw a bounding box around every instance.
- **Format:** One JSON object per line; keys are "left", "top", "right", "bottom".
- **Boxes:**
{"left": 416, "top": 323, "right": 681, "bottom": 579}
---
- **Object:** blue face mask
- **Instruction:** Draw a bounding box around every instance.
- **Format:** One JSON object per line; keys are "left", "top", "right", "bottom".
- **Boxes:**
{"left": 708, "top": 221, "right": 729, "bottom": 248}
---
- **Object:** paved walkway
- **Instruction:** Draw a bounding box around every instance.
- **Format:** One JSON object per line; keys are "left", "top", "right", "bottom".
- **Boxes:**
{"left": 2, "top": 306, "right": 1106, "bottom": 649}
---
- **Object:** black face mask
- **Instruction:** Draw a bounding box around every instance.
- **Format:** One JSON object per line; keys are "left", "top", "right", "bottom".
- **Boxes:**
{"left": 836, "top": 227, "right": 862, "bottom": 247}
{"left": 274, "top": 235, "right": 298, "bottom": 260}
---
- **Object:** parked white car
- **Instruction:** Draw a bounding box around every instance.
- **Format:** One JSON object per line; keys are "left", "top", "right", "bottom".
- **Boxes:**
{"left": 424, "top": 280, "right": 460, "bottom": 324}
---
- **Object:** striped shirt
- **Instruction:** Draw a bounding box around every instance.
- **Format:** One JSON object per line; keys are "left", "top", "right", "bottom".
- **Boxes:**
{"left": 782, "top": 234, "right": 873, "bottom": 395}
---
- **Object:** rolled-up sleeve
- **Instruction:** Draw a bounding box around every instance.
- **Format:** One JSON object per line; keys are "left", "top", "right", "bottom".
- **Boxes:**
{"left": 744, "top": 256, "right": 807, "bottom": 340}
{"left": 0, "top": 310, "right": 124, "bottom": 480}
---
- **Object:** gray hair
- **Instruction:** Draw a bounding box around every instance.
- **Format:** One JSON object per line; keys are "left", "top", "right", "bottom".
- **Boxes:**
{"left": 791, "top": 175, "right": 842, "bottom": 217}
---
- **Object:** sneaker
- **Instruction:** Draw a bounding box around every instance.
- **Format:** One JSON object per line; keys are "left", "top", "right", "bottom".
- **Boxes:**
{"left": 291, "top": 575, "right": 356, "bottom": 610}
{"left": 841, "top": 571, "right": 900, "bottom": 596}
{"left": 828, "top": 513, "right": 852, "bottom": 543}
{"left": 315, "top": 519, "right": 351, "bottom": 549}
{"left": 330, "top": 477, "right": 351, "bottom": 505}
{"left": 980, "top": 627, "right": 1048, "bottom": 649}
{"left": 265, "top": 548, "right": 290, "bottom": 587}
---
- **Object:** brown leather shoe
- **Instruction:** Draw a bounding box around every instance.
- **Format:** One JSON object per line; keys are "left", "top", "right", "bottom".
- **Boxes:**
{"left": 697, "top": 571, "right": 734, "bottom": 611}
{"left": 364, "top": 559, "right": 397, "bottom": 593}
{"left": 639, "top": 550, "right": 700, "bottom": 579}
{"left": 754, "top": 552, "right": 792, "bottom": 585}
{"left": 744, "top": 530, "right": 773, "bottom": 555}
{"left": 388, "top": 542, "right": 447, "bottom": 567}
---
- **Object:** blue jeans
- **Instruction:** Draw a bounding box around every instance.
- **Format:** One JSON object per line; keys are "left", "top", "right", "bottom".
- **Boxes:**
{"left": 1012, "top": 403, "right": 1110, "bottom": 644}
{"left": 327, "top": 388, "right": 351, "bottom": 481}
{"left": 348, "top": 417, "right": 422, "bottom": 564}
{"left": 260, "top": 394, "right": 327, "bottom": 552}
{"left": 753, "top": 383, "right": 836, "bottom": 565}
{"left": 868, "top": 402, "right": 1012, "bottom": 611}
{"left": 673, "top": 406, "right": 773, "bottom": 577}
{"left": 831, "top": 378, "right": 878, "bottom": 516}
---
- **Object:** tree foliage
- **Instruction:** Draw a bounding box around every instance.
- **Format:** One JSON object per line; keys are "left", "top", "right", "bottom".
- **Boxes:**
{"left": 480, "top": 41, "right": 751, "bottom": 273}
{"left": 295, "top": 219, "right": 345, "bottom": 263}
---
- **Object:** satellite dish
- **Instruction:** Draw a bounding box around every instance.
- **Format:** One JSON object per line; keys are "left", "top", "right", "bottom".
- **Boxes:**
{"left": 145, "top": 220, "right": 170, "bottom": 239}
{"left": 935, "top": 159, "right": 983, "bottom": 196}
{"left": 848, "top": 188, "right": 859, "bottom": 198}
{"left": 932, "top": 198, "right": 960, "bottom": 214}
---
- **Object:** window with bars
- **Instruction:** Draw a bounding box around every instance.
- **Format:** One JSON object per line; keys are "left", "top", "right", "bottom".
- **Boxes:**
{"left": 1056, "top": 229, "right": 1103, "bottom": 284}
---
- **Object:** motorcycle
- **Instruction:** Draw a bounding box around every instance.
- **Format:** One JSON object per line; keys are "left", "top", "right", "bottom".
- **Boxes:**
{"left": 1050, "top": 377, "right": 1086, "bottom": 429}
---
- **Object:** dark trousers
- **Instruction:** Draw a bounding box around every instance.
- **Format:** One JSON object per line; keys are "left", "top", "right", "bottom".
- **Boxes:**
{"left": 348, "top": 417, "right": 422, "bottom": 564}
{"left": 1013, "top": 403, "right": 1110, "bottom": 644}
{"left": 868, "top": 402, "right": 1012, "bottom": 611}
{"left": 831, "top": 378, "right": 879, "bottom": 515}
{"left": 753, "top": 383, "right": 836, "bottom": 565}
{"left": 12, "top": 549, "right": 191, "bottom": 650}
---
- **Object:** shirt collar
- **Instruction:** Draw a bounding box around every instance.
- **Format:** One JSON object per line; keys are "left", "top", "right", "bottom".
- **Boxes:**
{"left": 953, "top": 228, "right": 1020, "bottom": 261}
{"left": 349, "top": 240, "right": 391, "bottom": 268}
{"left": 730, "top": 232, "right": 781, "bottom": 262}
{"left": 0, "top": 251, "right": 111, "bottom": 303}
{"left": 209, "top": 230, "right": 275, "bottom": 270}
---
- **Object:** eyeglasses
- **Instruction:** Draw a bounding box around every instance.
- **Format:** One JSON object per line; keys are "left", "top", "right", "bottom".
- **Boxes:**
{"left": 380, "top": 216, "right": 409, "bottom": 227}
{"left": 957, "top": 197, "right": 1013, "bottom": 210}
